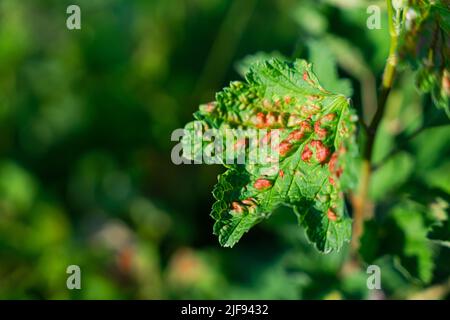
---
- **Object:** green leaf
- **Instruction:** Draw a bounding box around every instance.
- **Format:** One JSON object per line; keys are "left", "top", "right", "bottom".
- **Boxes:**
{"left": 360, "top": 201, "right": 435, "bottom": 283}
{"left": 392, "top": 205, "right": 434, "bottom": 283}
{"left": 211, "top": 168, "right": 262, "bottom": 247}
{"left": 308, "top": 40, "right": 353, "bottom": 97}
{"left": 182, "top": 58, "right": 358, "bottom": 252}
{"left": 400, "top": 0, "right": 450, "bottom": 116}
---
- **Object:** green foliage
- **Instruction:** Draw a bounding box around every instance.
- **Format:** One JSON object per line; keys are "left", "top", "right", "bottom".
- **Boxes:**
{"left": 361, "top": 201, "right": 435, "bottom": 283}
{"left": 183, "top": 59, "right": 357, "bottom": 252}
{"left": 400, "top": 0, "right": 450, "bottom": 116}
{"left": 308, "top": 40, "right": 353, "bottom": 97}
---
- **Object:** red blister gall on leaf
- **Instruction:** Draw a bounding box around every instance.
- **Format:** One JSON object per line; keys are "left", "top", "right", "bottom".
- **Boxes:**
{"left": 301, "top": 104, "right": 321, "bottom": 117}
{"left": 260, "top": 131, "right": 272, "bottom": 145}
{"left": 284, "top": 96, "right": 292, "bottom": 104}
{"left": 314, "top": 120, "right": 327, "bottom": 139}
{"left": 273, "top": 98, "right": 282, "bottom": 109}
{"left": 205, "top": 102, "right": 216, "bottom": 113}
{"left": 260, "top": 129, "right": 282, "bottom": 146}
{"left": 329, "top": 152, "right": 338, "bottom": 173}
{"left": 266, "top": 112, "right": 277, "bottom": 126}
{"left": 316, "top": 146, "right": 330, "bottom": 163}
{"left": 287, "top": 114, "right": 299, "bottom": 125}
{"left": 303, "top": 72, "right": 309, "bottom": 81}
{"left": 254, "top": 178, "right": 272, "bottom": 190}
{"left": 184, "top": 58, "right": 356, "bottom": 252}
{"left": 278, "top": 140, "right": 293, "bottom": 156}
{"left": 287, "top": 129, "right": 305, "bottom": 142}
{"left": 287, "top": 121, "right": 311, "bottom": 142}
{"left": 233, "top": 138, "right": 247, "bottom": 151}
{"left": 255, "top": 112, "right": 266, "bottom": 128}
{"left": 301, "top": 145, "right": 313, "bottom": 162}
{"left": 328, "top": 151, "right": 344, "bottom": 178}
{"left": 301, "top": 120, "right": 312, "bottom": 131}
{"left": 310, "top": 140, "right": 330, "bottom": 163}
{"left": 241, "top": 198, "right": 257, "bottom": 206}
{"left": 308, "top": 94, "right": 320, "bottom": 101}
{"left": 322, "top": 113, "right": 336, "bottom": 123}
{"left": 327, "top": 209, "right": 338, "bottom": 221}
{"left": 231, "top": 202, "right": 244, "bottom": 213}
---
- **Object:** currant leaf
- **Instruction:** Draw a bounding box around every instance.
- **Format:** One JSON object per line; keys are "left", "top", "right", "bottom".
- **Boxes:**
{"left": 400, "top": 0, "right": 450, "bottom": 116}
{"left": 183, "top": 58, "right": 358, "bottom": 252}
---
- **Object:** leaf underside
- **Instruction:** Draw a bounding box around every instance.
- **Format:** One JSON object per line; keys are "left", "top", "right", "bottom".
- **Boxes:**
{"left": 183, "top": 58, "right": 358, "bottom": 253}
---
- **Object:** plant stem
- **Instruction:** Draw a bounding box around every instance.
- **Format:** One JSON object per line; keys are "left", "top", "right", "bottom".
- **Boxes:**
{"left": 351, "top": 0, "right": 400, "bottom": 254}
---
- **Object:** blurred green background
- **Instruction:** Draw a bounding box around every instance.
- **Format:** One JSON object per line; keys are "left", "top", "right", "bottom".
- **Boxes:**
{"left": 0, "top": 0, "right": 449, "bottom": 299}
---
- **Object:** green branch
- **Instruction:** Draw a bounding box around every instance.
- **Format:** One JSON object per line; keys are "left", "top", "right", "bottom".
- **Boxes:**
{"left": 351, "top": 0, "right": 401, "bottom": 253}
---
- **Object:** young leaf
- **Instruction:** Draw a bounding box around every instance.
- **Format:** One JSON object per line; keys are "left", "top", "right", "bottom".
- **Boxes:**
{"left": 400, "top": 0, "right": 450, "bottom": 116}
{"left": 183, "top": 58, "right": 357, "bottom": 253}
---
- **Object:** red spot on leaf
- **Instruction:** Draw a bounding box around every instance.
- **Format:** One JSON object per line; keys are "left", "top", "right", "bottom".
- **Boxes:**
{"left": 287, "top": 129, "right": 304, "bottom": 141}
{"left": 278, "top": 141, "right": 292, "bottom": 156}
{"left": 287, "top": 114, "right": 302, "bottom": 126}
{"left": 260, "top": 131, "right": 272, "bottom": 145}
{"left": 241, "top": 198, "right": 257, "bottom": 207}
{"left": 308, "top": 95, "right": 320, "bottom": 101}
{"left": 327, "top": 209, "right": 338, "bottom": 221}
{"left": 284, "top": 96, "right": 292, "bottom": 104}
{"left": 311, "top": 140, "right": 330, "bottom": 163}
{"left": 301, "top": 120, "right": 312, "bottom": 131}
{"left": 279, "top": 170, "right": 284, "bottom": 178}
{"left": 322, "top": 113, "right": 336, "bottom": 123}
{"left": 301, "top": 104, "right": 321, "bottom": 117}
{"left": 286, "top": 121, "right": 311, "bottom": 142}
{"left": 256, "top": 112, "right": 266, "bottom": 128}
{"left": 205, "top": 102, "right": 216, "bottom": 113}
{"left": 255, "top": 111, "right": 283, "bottom": 128}
{"left": 303, "top": 72, "right": 309, "bottom": 81}
{"left": 328, "top": 152, "right": 338, "bottom": 173}
{"left": 328, "top": 152, "right": 343, "bottom": 178}
{"left": 301, "top": 145, "right": 313, "bottom": 162}
{"left": 254, "top": 178, "right": 272, "bottom": 190}
{"left": 233, "top": 138, "right": 247, "bottom": 150}
{"left": 266, "top": 112, "right": 277, "bottom": 126}
{"left": 231, "top": 201, "right": 244, "bottom": 213}
{"left": 314, "top": 120, "right": 327, "bottom": 139}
